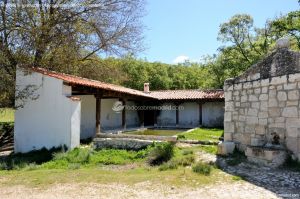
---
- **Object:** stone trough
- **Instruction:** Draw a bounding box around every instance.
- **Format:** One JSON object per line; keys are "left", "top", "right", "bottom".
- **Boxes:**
{"left": 245, "top": 145, "right": 287, "bottom": 168}
{"left": 93, "top": 133, "right": 177, "bottom": 150}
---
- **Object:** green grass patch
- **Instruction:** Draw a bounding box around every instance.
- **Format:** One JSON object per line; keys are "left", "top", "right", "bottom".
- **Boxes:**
{"left": 177, "top": 128, "right": 223, "bottom": 142}
{"left": 0, "top": 145, "right": 152, "bottom": 170}
{"left": 0, "top": 108, "right": 15, "bottom": 123}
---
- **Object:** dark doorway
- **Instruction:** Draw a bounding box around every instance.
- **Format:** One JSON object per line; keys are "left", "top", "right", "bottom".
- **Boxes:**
{"left": 144, "top": 110, "right": 155, "bottom": 126}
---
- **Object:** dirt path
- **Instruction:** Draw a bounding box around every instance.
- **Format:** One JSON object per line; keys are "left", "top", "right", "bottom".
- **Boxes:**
{"left": 0, "top": 181, "right": 280, "bottom": 199}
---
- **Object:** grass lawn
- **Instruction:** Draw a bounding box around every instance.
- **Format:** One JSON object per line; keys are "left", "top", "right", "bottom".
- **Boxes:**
{"left": 0, "top": 108, "right": 15, "bottom": 123}
{"left": 0, "top": 143, "right": 234, "bottom": 188}
{"left": 178, "top": 128, "right": 223, "bottom": 142}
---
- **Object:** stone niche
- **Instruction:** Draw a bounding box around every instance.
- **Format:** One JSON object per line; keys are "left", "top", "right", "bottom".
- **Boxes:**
{"left": 222, "top": 38, "right": 300, "bottom": 166}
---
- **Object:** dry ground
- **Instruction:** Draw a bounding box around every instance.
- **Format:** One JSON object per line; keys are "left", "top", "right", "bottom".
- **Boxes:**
{"left": 0, "top": 180, "right": 279, "bottom": 199}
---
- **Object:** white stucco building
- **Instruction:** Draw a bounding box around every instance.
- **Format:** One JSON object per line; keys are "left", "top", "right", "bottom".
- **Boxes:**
{"left": 15, "top": 67, "right": 224, "bottom": 153}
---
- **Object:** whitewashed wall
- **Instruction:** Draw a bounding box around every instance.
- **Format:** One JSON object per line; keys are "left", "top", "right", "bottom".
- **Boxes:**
{"left": 14, "top": 68, "right": 81, "bottom": 153}
{"left": 202, "top": 102, "right": 224, "bottom": 127}
{"left": 157, "top": 103, "right": 176, "bottom": 127}
{"left": 79, "top": 95, "right": 96, "bottom": 139}
{"left": 101, "top": 99, "right": 122, "bottom": 130}
{"left": 125, "top": 101, "right": 140, "bottom": 128}
{"left": 179, "top": 102, "right": 199, "bottom": 127}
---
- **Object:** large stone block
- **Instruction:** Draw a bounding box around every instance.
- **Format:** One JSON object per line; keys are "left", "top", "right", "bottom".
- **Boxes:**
{"left": 249, "top": 95, "right": 258, "bottom": 102}
{"left": 225, "top": 101, "right": 234, "bottom": 111}
{"left": 261, "top": 79, "right": 269, "bottom": 87}
{"left": 251, "top": 102, "right": 260, "bottom": 109}
{"left": 284, "top": 83, "right": 297, "bottom": 90}
{"left": 225, "top": 91, "right": 233, "bottom": 101}
{"left": 270, "top": 76, "right": 287, "bottom": 85}
{"left": 248, "top": 108, "right": 258, "bottom": 116}
{"left": 217, "top": 141, "right": 235, "bottom": 155}
{"left": 255, "top": 125, "right": 266, "bottom": 135}
{"left": 259, "top": 94, "right": 268, "bottom": 101}
{"left": 286, "top": 137, "right": 298, "bottom": 153}
{"left": 268, "top": 108, "right": 281, "bottom": 117}
{"left": 224, "top": 112, "right": 232, "bottom": 122}
{"left": 254, "top": 88, "right": 261, "bottom": 94}
{"left": 258, "top": 112, "right": 268, "bottom": 119}
{"left": 277, "top": 91, "right": 287, "bottom": 101}
{"left": 268, "top": 98, "right": 278, "bottom": 107}
{"left": 224, "top": 122, "right": 235, "bottom": 133}
{"left": 286, "top": 127, "right": 300, "bottom": 138}
{"left": 286, "top": 100, "right": 298, "bottom": 106}
{"left": 245, "top": 124, "right": 256, "bottom": 134}
{"left": 259, "top": 118, "right": 268, "bottom": 125}
{"left": 288, "top": 90, "right": 299, "bottom": 100}
{"left": 246, "top": 116, "right": 258, "bottom": 125}
{"left": 224, "top": 132, "right": 233, "bottom": 141}
{"left": 288, "top": 73, "right": 300, "bottom": 82}
{"left": 241, "top": 95, "right": 247, "bottom": 102}
{"left": 261, "top": 86, "right": 268, "bottom": 93}
{"left": 260, "top": 101, "right": 268, "bottom": 111}
{"left": 282, "top": 107, "right": 298, "bottom": 118}
{"left": 286, "top": 118, "right": 300, "bottom": 127}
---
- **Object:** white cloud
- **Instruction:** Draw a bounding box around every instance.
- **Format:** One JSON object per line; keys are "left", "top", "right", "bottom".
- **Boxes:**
{"left": 173, "top": 55, "right": 189, "bottom": 64}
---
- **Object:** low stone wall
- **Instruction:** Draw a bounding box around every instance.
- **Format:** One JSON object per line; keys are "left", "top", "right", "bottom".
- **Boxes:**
{"left": 93, "top": 138, "right": 161, "bottom": 150}
{"left": 96, "top": 133, "right": 177, "bottom": 142}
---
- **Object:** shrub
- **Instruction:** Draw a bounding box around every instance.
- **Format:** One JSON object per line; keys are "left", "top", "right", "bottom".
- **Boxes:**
{"left": 192, "top": 162, "right": 212, "bottom": 175}
{"left": 175, "top": 154, "right": 195, "bottom": 166}
{"left": 182, "top": 149, "right": 194, "bottom": 156}
{"left": 147, "top": 142, "right": 175, "bottom": 165}
{"left": 159, "top": 160, "right": 178, "bottom": 171}
{"left": 54, "top": 147, "right": 92, "bottom": 164}
{"left": 177, "top": 134, "right": 185, "bottom": 140}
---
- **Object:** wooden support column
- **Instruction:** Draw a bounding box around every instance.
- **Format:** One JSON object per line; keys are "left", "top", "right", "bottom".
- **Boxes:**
{"left": 122, "top": 99, "right": 127, "bottom": 130}
{"left": 95, "top": 92, "right": 102, "bottom": 136}
{"left": 198, "top": 101, "right": 203, "bottom": 126}
{"left": 140, "top": 102, "right": 145, "bottom": 128}
{"left": 154, "top": 110, "right": 158, "bottom": 127}
{"left": 175, "top": 103, "right": 179, "bottom": 127}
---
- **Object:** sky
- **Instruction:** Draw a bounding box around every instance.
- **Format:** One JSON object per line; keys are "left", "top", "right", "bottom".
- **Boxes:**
{"left": 141, "top": 0, "right": 299, "bottom": 64}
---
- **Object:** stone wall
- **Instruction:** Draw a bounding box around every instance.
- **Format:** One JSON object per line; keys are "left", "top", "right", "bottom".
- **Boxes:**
{"left": 224, "top": 44, "right": 300, "bottom": 161}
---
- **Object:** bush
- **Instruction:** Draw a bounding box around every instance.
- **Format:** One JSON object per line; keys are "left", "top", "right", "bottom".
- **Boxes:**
{"left": 192, "top": 162, "right": 212, "bottom": 175}
{"left": 159, "top": 160, "right": 178, "bottom": 171}
{"left": 175, "top": 154, "right": 195, "bottom": 166}
{"left": 54, "top": 147, "right": 91, "bottom": 164}
{"left": 182, "top": 149, "right": 194, "bottom": 156}
{"left": 147, "top": 142, "right": 175, "bottom": 165}
{"left": 177, "top": 134, "right": 185, "bottom": 140}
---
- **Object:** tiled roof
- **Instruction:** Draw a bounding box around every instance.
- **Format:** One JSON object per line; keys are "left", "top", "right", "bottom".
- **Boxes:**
{"left": 30, "top": 67, "right": 154, "bottom": 98}
{"left": 29, "top": 67, "right": 224, "bottom": 100}
{"left": 148, "top": 90, "right": 224, "bottom": 100}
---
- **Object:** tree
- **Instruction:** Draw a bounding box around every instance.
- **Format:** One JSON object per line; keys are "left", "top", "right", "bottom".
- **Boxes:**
{"left": 0, "top": 0, "right": 145, "bottom": 107}
{"left": 271, "top": 11, "right": 300, "bottom": 49}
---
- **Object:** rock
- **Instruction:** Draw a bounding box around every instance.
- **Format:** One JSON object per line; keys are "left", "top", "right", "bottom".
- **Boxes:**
{"left": 217, "top": 141, "right": 235, "bottom": 155}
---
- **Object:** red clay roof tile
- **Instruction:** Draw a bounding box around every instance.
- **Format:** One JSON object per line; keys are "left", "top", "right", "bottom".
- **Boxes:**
{"left": 29, "top": 67, "right": 224, "bottom": 100}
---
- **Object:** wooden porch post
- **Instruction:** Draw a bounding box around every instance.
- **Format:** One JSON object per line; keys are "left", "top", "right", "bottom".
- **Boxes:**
{"left": 122, "top": 99, "right": 127, "bottom": 130}
{"left": 95, "top": 91, "right": 102, "bottom": 136}
{"left": 141, "top": 102, "right": 145, "bottom": 128}
{"left": 198, "top": 101, "right": 203, "bottom": 126}
{"left": 175, "top": 103, "right": 179, "bottom": 127}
